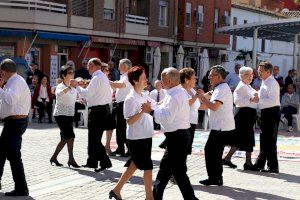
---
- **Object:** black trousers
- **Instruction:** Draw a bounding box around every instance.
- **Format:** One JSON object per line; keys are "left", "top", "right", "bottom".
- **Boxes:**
{"left": 205, "top": 130, "right": 235, "bottom": 181}
{"left": 86, "top": 105, "right": 112, "bottom": 168}
{"left": 0, "top": 118, "right": 28, "bottom": 192}
{"left": 36, "top": 100, "right": 52, "bottom": 122}
{"left": 187, "top": 124, "right": 196, "bottom": 155}
{"left": 153, "top": 129, "right": 197, "bottom": 200}
{"left": 282, "top": 106, "right": 297, "bottom": 126}
{"left": 115, "top": 102, "right": 127, "bottom": 153}
{"left": 255, "top": 106, "right": 280, "bottom": 170}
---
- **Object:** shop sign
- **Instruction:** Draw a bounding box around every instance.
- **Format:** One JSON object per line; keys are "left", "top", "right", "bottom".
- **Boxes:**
{"left": 50, "top": 55, "right": 58, "bottom": 87}
{"left": 92, "top": 36, "right": 145, "bottom": 46}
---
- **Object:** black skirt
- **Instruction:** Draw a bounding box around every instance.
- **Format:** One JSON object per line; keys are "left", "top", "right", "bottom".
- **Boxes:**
{"left": 124, "top": 138, "right": 153, "bottom": 170}
{"left": 234, "top": 107, "right": 257, "bottom": 152}
{"left": 55, "top": 115, "right": 75, "bottom": 140}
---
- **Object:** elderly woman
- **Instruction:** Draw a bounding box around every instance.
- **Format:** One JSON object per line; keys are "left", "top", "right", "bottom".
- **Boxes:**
{"left": 180, "top": 68, "right": 203, "bottom": 154}
{"left": 49, "top": 65, "right": 80, "bottom": 168}
{"left": 109, "top": 66, "right": 154, "bottom": 200}
{"left": 32, "top": 75, "right": 53, "bottom": 123}
{"left": 222, "top": 66, "right": 258, "bottom": 170}
{"left": 281, "top": 84, "right": 300, "bottom": 132}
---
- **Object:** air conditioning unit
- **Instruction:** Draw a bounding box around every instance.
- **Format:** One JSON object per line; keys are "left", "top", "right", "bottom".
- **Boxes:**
{"left": 196, "top": 12, "right": 204, "bottom": 27}
{"left": 145, "top": 47, "right": 153, "bottom": 64}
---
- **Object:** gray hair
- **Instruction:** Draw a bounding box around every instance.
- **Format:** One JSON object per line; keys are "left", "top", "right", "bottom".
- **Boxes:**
{"left": 0, "top": 58, "right": 17, "bottom": 72}
{"left": 119, "top": 58, "right": 132, "bottom": 69}
{"left": 154, "top": 80, "right": 162, "bottom": 86}
{"left": 161, "top": 67, "right": 180, "bottom": 83}
{"left": 239, "top": 66, "right": 253, "bottom": 79}
{"left": 211, "top": 65, "right": 227, "bottom": 79}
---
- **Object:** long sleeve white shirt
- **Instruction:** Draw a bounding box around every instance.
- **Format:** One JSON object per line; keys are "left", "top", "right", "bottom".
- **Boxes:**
{"left": 76, "top": 70, "right": 112, "bottom": 107}
{"left": 115, "top": 72, "right": 133, "bottom": 103}
{"left": 53, "top": 83, "right": 78, "bottom": 116}
{"left": 0, "top": 74, "right": 31, "bottom": 119}
{"left": 258, "top": 75, "right": 280, "bottom": 109}
{"left": 154, "top": 85, "right": 190, "bottom": 132}
{"left": 234, "top": 81, "right": 258, "bottom": 109}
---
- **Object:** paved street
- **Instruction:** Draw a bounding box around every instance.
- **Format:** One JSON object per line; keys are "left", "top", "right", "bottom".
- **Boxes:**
{"left": 0, "top": 123, "right": 299, "bottom": 200}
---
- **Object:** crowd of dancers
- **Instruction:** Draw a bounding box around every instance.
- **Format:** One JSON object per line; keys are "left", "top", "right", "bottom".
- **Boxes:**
{"left": 0, "top": 56, "right": 297, "bottom": 199}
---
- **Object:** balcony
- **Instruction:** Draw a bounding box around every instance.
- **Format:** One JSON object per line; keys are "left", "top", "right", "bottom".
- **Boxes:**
{"left": 0, "top": 0, "right": 93, "bottom": 31}
{"left": 125, "top": 14, "right": 149, "bottom": 36}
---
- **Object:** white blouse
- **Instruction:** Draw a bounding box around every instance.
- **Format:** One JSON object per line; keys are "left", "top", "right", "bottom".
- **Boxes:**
{"left": 38, "top": 85, "right": 49, "bottom": 102}
{"left": 53, "top": 83, "right": 77, "bottom": 116}
{"left": 187, "top": 88, "right": 200, "bottom": 125}
{"left": 234, "top": 81, "right": 258, "bottom": 109}
{"left": 123, "top": 90, "right": 154, "bottom": 140}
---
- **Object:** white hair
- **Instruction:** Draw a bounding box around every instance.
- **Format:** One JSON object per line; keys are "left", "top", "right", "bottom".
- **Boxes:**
{"left": 154, "top": 80, "right": 162, "bottom": 85}
{"left": 119, "top": 58, "right": 132, "bottom": 69}
{"left": 239, "top": 66, "right": 253, "bottom": 79}
{"left": 161, "top": 67, "right": 180, "bottom": 82}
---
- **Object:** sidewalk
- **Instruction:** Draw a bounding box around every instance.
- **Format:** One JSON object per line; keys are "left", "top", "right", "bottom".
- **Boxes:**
{"left": 0, "top": 123, "right": 299, "bottom": 200}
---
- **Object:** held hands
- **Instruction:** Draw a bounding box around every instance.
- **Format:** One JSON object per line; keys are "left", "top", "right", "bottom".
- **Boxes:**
{"left": 250, "top": 93, "right": 259, "bottom": 103}
{"left": 141, "top": 101, "right": 152, "bottom": 114}
{"left": 70, "top": 79, "right": 78, "bottom": 88}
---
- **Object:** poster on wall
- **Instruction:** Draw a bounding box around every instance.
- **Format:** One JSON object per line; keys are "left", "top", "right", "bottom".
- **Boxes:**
{"left": 25, "top": 53, "right": 32, "bottom": 65}
{"left": 50, "top": 55, "right": 58, "bottom": 87}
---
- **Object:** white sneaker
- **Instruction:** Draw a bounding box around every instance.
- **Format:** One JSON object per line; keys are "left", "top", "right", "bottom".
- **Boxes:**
{"left": 288, "top": 126, "right": 293, "bottom": 132}
{"left": 281, "top": 115, "right": 288, "bottom": 125}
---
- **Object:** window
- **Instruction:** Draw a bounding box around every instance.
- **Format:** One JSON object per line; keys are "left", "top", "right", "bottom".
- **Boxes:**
{"left": 214, "top": 9, "right": 219, "bottom": 29}
{"left": 261, "top": 39, "right": 265, "bottom": 52}
{"left": 185, "top": 3, "right": 191, "bottom": 27}
{"left": 243, "top": 20, "right": 247, "bottom": 39}
{"left": 104, "top": 0, "right": 115, "bottom": 20}
{"left": 196, "top": 5, "right": 204, "bottom": 28}
{"left": 232, "top": 17, "right": 237, "bottom": 51}
{"left": 159, "top": 1, "right": 168, "bottom": 27}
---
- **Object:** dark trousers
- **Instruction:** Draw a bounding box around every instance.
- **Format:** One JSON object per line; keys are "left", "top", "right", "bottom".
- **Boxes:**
{"left": 255, "top": 106, "right": 280, "bottom": 170}
{"left": 282, "top": 106, "right": 297, "bottom": 126}
{"left": 153, "top": 129, "right": 197, "bottom": 200}
{"left": 115, "top": 102, "right": 127, "bottom": 154}
{"left": 205, "top": 130, "right": 234, "bottom": 181}
{"left": 86, "top": 105, "right": 112, "bottom": 168}
{"left": 0, "top": 118, "right": 28, "bottom": 192}
{"left": 187, "top": 124, "right": 196, "bottom": 154}
{"left": 36, "top": 100, "right": 52, "bottom": 122}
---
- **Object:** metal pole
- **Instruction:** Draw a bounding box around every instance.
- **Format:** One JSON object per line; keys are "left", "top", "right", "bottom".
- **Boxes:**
{"left": 293, "top": 34, "right": 298, "bottom": 70}
{"left": 252, "top": 28, "right": 258, "bottom": 69}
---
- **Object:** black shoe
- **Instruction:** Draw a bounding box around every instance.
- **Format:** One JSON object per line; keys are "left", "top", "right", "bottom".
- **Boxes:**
{"left": 109, "top": 190, "right": 122, "bottom": 200}
{"left": 48, "top": 120, "right": 53, "bottom": 124}
{"left": 260, "top": 168, "right": 279, "bottom": 173}
{"left": 5, "top": 190, "right": 29, "bottom": 196}
{"left": 68, "top": 161, "right": 81, "bottom": 168}
{"left": 199, "top": 179, "right": 223, "bottom": 186}
{"left": 243, "top": 163, "right": 256, "bottom": 171}
{"left": 248, "top": 164, "right": 262, "bottom": 172}
{"left": 38, "top": 119, "right": 42, "bottom": 123}
{"left": 95, "top": 163, "right": 112, "bottom": 172}
{"left": 112, "top": 149, "right": 125, "bottom": 156}
{"left": 222, "top": 159, "right": 237, "bottom": 169}
{"left": 50, "top": 158, "right": 63, "bottom": 167}
{"left": 82, "top": 163, "right": 97, "bottom": 168}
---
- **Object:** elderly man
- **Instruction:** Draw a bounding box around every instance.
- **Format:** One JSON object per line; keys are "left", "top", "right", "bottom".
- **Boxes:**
{"left": 198, "top": 65, "right": 235, "bottom": 186}
{"left": 108, "top": 60, "right": 120, "bottom": 81}
{"left": 110, "top": 59, "right": 133, "bottom": 157}
{"left": 150, "top": 80, "right": 166, "bottom": 103}
{"left": 253, "top": 62, "right": 280, "bottom": 173}
{"left": 0, "top": 59, "right": 31, "bottom": 196}
{"left": 151, "top": 67, "right": 198, "bottom": 200}
{"left": 225, "top": 63, "right": 241, "bottom": 91}
{"left": 70, "top": 58, "right": 112, "bottom": 172}
{"left": 75, "top": 59, "right": 91, "bottom": 80}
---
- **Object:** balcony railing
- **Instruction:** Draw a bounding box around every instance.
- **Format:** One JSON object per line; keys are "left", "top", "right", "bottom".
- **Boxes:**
{"left": 125, "top": 14, "right": 148, "bottom": 25}
{"left": 0, "top": 0, "right": 66, "bottom": 13}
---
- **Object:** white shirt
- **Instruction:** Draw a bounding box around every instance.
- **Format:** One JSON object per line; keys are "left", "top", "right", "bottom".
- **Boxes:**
{"left": 150, "top": 89, "right": 166, "bottom": 103}
{"left": 76, "top": 70, "right": 112, "bottom": 107}
{"left": 225, "top": 72, "right": 240, "bottom": 90}
{"left": 234, "top": 81, "right": 258, "bottom": 109}
{"left": 258, "top": 75, "right": 280, "bottom": 109}
{"left": 154, "top": 85, "right": 190, "bottom": 132}
{"left": 115, "top": 72, "right": 133, "bottom": 103}
{"left": 38, "top": 85, "right": 49, "bottom": 102}
{"left": 187, "top": 88, "right": 201, "bottom": 124}
{"left": 0, "top": 74, "right": 31, "bottom": 119}
{"left": 53, "top": 83, "right": 77, "bottom": 116}
{"left": 209, "top": 83, "right": 235, "bottom": 131}
{"left": 124, "top": 90, "right": 154, "bottom": 140}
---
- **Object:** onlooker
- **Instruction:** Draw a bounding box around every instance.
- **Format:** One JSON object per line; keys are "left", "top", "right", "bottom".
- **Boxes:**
{"left": 75, "top": 59, "right": 91, "bottom": 80}
{"left": 225, "top": 64, "right": 241, "bottom": 91}
{"left": 251, "top": 68, "right": 262, "bottom": 91}
{"left": 109, "top": 66, "right": 154, "bottom": 200}
{"left": 198, "top": 65, "right": 235, "bottom": 186}
{"left": 283, "top": 69, "right": 297, "bottom": 93}
{"left": 108, "top": 60, "right": 120, "bottom": 81}
{"left": 73, "top": 77, "right": 87, "bottom": 128}
{"left": 281, "top": 84, "right": 300, "bottom": 132}
{"left": 26, "top": 62, "right": 43, "bottom": 84}
{"left": 273, "top": 66, "right": 284, "bottom": 91}
{"left": 32, "top": 75, "right": 53, "bottom": 123}
{"left": 150, "top": 80, "right": 166, "bottom": 103}
{"left": 29, "top": 75, "right": 39, "bottom": 96}
{"left": 0, "top": 59, "right": 31, "bottom": 196}
{"left": 253, "top": 61, "right": 280, "bottom": 173}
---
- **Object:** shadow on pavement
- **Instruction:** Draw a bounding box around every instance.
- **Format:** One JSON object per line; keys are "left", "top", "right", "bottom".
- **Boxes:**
{"left": 237, "top": 169, "right": 300, "bottom": 184}
{"left": 194, "top": 185, "right": 294, "bottom": 200}
{"left": 0, "top": 193, "right": 36, "bottom": 200}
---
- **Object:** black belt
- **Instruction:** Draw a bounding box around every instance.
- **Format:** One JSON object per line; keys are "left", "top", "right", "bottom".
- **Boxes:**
{"left": 164, "top": 129, "right": 188, "bottom": 136}
{"left": 117, "top": 101, "right": 124, "bottom": 106}
{"left": 88, "top": 104, "right": 109, "bottom": 110}
{"left": 3, "top": 115, "right": 28, "bottom": 122}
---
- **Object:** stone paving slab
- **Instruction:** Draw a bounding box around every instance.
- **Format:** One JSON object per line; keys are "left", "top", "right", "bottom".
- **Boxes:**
{"left": 0, "top": 123, "right": 299, "bottom": 200}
